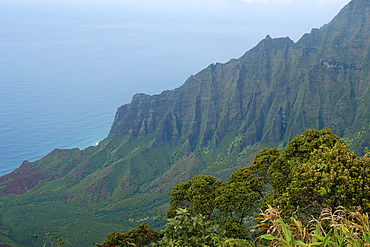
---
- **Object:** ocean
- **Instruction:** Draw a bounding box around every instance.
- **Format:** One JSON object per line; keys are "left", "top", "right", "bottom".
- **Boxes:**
{"left": 0, "top": 0, "right": 348, "bottom": 175}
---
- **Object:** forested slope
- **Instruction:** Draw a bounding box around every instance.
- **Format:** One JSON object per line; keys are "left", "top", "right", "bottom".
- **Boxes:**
{"left": 0, "top": 0, "right": 369, "bottom": 246}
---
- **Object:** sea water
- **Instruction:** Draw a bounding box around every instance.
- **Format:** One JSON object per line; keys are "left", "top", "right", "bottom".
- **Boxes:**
{"left": 0, "top": 0, "right": 348, "bottom": 175}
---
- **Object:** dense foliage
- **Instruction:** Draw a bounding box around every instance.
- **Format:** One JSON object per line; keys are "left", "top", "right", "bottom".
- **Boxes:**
{"left": 156, "top": 208, "right": 224, "bottom": 246}
{"left": 164, "top": 129, "right": 370, "bottom": 243}
{"left": 96, "top": 128, "right": 370, "bottom": 246}
{"left": 96, "top": 223, "right": 160, "bottom": 247}
{"left": 256, "top": 129, "right": 370, "bottom": 220}
{"left": 98, "top": 208, "right": 253, "bottom": 247}
{"left": 2, "top": 0, "right": 370, "bottom": 244}
{"left": 255, "top": 206, "right": 370, "bottom": 246}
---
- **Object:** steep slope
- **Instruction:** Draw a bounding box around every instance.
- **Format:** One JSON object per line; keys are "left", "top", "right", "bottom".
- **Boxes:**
{"left": 110, "top": 0, "right": 370, "bottom": 153}
{"left": 0, "top": 0, "right": 369, "bottom": 246}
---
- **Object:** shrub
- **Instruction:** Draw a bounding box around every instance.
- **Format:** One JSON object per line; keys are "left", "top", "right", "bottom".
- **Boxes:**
{"left": 96, "top": 223, "right": 160, "bottom": 247}
{"left": 253, "top": 206, "right": 370, "bottom": 247}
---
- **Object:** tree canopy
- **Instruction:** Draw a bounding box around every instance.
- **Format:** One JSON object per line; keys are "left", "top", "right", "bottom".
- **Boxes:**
{"left": 98, "top": 129, "right": 370, "bottom": 246}
{"left": 167, "top": 129, "right": 370, "bottom": 240}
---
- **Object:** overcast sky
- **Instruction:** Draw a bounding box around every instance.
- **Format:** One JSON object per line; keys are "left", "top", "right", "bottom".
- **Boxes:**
{"left": 1, "top": 0, "right": 351, "bottom": 8}
{"left": 0, "top": 0, "right": 353, "bottom": 57}
{"left": 0, "top": 0, "right": 352, "bottom": 46}
{"left": 129, "top": 0, "right": 351, "bottom": 39}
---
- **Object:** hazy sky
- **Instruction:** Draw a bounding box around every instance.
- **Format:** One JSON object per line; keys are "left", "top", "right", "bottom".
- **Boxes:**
{"left": 0, "top": 0, "right": 352, "bottom": 49}
{"left": 1, "top": 0, "right": 351, "bottom": 11}
{"left": 0, "top": 0, "right": 353, "bottom": 62}
{"left": 0, "top": 0, "right": 353, "bottom": 51}
{"left": 122, "top": 0, "right": 351, "bottom": 40}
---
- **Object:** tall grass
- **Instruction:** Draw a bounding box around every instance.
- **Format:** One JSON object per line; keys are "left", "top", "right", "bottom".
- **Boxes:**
{"left": 253, "top": 206, "right": 370, "bottom": 246}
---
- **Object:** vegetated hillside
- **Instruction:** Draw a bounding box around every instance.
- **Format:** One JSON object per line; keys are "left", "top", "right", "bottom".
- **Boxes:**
{"left": 0, "top": 0, "right": 369, "bottom": 246}
{"left": 103, "top": 129, "right": 368, "bottom": 247}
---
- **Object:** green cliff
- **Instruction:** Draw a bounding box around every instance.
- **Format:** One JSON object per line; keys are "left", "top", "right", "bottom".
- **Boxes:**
{"left": 0, "top": 0, "right": 369, "bottom": 245}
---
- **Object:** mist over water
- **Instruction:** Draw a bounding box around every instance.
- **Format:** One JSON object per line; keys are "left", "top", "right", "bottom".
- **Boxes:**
{"left": 0, "top": 0, "right": 349, "bottom": 175}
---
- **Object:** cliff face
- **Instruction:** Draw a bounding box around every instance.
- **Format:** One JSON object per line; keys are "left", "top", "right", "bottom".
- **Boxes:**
{"left": 111, "top": 0, "right": 370, "bottom": 155}
{"left": 0, "top": 0, "right": 369, "bottom": 246}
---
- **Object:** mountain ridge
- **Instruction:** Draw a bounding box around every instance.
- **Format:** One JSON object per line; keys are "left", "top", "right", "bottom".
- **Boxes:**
{"left": 0, "top": 0, "right": 369, "bottom": 245}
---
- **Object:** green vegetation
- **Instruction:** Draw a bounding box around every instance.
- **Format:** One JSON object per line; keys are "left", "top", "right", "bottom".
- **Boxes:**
{"left": 156, "top": 208, "right": 224, "bottom": 246}
{"left": 257, "top": 129, "right": 370, "bottom": 220}
{"left": 96, "top": 128, "right": 369, "bottom": 246}
{"left": 96, "top": 223, "right": 160, "bottom": 247}
{"left": 97, "top": 208, "right": 254, "bottom": 246}
{"left": 1, "top": 0, "right": 370, "bottom": 245}
{"left": 43, "top": 233, "right": 65, "bottom": 247}
{"left": 166, "top": 129, "right": 370, "bottom": 238}
{"left": 255, "top": 206, "right": 370, "bottom": 246}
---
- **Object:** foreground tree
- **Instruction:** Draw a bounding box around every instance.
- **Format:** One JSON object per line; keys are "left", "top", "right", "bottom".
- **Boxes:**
{"left": 96, "top": 223, "right": 160, "bottom": 247}
{"left": 167, "top": 174, "right": 222, "bottom": 219}
{"left": 156, "top": 208, "right": 223, "bottom": 246}
{"left": 167, "top": 128, "right": 370, "bottom": 240}
{"left": 282, "top": 142, "right": 370, "bottom": 219}
{"left": 246, "top": 128, "right": 370, "bottom": 221}
{"left": 156, "top": 208, "right": 253, "bottom": 247}
{"left": 255, "top": 128, "right": 342, "bottom": 197}
{"left": 167, "top": 171, "right": 262, "bottom": 239}
{"left": 215, "top": 167, "right": 263, "bottom": 238}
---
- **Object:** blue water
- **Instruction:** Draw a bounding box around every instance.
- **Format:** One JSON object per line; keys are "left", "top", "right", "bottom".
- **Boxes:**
{"left": 0, "top": 0, "right": 349, "bottom": 175}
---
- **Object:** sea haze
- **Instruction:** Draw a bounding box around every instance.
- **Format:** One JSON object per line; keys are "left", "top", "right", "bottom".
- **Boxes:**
{"left": 0, "top": 0, "right": 350, "bottom": 175}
